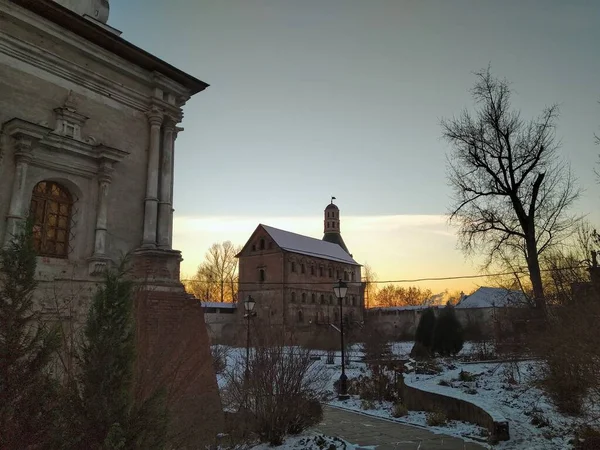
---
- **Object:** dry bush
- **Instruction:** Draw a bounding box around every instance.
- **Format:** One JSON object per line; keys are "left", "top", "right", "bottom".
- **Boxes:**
{"left": 536, "top": 300, "right": 600, "bottom": 415}
{"left": 210, "top": 344, "right": 230, "bottom": 375}
{"left": 392, "top": 402, "right": 408, "bottom": 418}
{"left": 362, "top": 327, "right": 391, "bottom": 363}
{"left": 572, "top": 426, "right": 600, "bottom": 450}
{"left": 426, "top": 409, "right": 448, "bottom": 426}
{"left": 346, "top": 364, "right": 402, "bottom": 402}
{"left": 221, "top": 327, "right": 327, "bottom": 446}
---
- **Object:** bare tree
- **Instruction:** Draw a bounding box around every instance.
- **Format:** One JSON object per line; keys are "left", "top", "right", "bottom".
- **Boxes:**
{"left": 185, "top": 241, "right": 241, "bottom": 303}
{"left": 442, "top": 67, "right": 580, "bottom": 313}
{"left": 362, "top": 263, "right": 378, "bottom": 309}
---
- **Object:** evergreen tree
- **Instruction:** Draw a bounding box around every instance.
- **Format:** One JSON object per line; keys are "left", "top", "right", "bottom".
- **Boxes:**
{"left": 432, "top": 305, "right": 464, "bottom": 356}
{"left": 415, "top": 308, "right": 436, "bottom": 349}
{"left": 0, "top": 223, "right": 60, "bottom": 449}
{"left": 72, "top": 261, "right": 168, "bottom": 449}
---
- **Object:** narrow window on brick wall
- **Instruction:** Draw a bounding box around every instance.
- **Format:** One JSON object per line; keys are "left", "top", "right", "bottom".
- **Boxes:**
{"left": 352, "top": 296, "right": 356, "bottom": 306}
{"left": 320, "top": 267, "right": 324, "bottom": 277}
{"left": 320, "top": 294, "right": 325, "bottom": 304}
{"left": 301, "top": 264, "right": 305, "bottom": 274}
{"left": 336, "top": 270, "right": 340, "bottom": 279}
{"left": 328, "top": 268, "right": 333, "bottom": 278}
{"left": 351, "top": 272, "right": 355, "bottom": 281}
{"left": 311, "top": 293, "right": 316, "bottom": 303}
{"left": 329, "top": 294, "right": 333, "bottom": 305}
{"left": 310, "top": 266, "right": 315, "bottom": 276}
{"left": 291, "top": 262, "right": 296, "bottom": 272}
{"left": 252, "top": 244, "right": 256, "bottom": 251}
{"left": 298, "top": 310, "right": 304, "bottom": 323}
{"left": 259, "top": 268, "right": 266, "bottom": 282}
{"left": 291, "top": 292, "right": 296, "bottom": 303}
{"left": 344, "top": 271, "right": 349, "bottom": 281}
{"left": 301, "top": 293, "right": 306, "bottom": 303}
{"left": 259, "top": 238, "right": 265, "bottom": 250}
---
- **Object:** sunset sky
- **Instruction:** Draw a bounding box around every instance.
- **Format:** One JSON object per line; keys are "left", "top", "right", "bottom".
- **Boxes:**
{"left": 109, "top": 1, "right": 600, "bottom": 293}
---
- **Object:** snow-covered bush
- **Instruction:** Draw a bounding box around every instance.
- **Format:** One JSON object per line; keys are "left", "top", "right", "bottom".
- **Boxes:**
{"left": 426, "top": 409, "right": 448, "bottom": 426}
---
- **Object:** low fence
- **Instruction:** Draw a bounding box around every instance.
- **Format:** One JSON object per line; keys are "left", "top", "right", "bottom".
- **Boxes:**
{"left": 400, "top": 376, "right": 509, "bottom": 443}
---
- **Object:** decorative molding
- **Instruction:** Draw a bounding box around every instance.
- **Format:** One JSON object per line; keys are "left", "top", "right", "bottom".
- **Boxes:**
{"left": 2, "top": 118, "right": 129, "bottom": 178}
{"left": 87, "top": 256, "right": 111, "bottom": 276}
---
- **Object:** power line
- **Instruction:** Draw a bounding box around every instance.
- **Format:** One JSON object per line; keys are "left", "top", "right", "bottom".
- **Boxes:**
{"left": 180, "top": 264, "right": 589, "bottom": 286}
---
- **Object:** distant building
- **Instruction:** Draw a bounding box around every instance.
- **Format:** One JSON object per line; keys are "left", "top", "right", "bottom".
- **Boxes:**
{"left": 236, "top": 201, "right": 364, "bottom": 342}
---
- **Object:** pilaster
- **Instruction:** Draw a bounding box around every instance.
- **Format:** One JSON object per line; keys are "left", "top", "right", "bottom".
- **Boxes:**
{"left": 141, "top": 107, "right": 164, "bottom": 248}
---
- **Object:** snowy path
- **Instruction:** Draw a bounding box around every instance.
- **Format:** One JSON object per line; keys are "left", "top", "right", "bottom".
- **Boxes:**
{"left": 313, "top": 405, "right": 486, "bottom": 449}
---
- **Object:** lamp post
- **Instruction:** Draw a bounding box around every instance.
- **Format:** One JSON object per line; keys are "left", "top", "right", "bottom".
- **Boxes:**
{"left": 244, "top": 295, "right": 256, "bottom": 380}
{"left": 333, "top": 279, "right": 349, "bottom": 400}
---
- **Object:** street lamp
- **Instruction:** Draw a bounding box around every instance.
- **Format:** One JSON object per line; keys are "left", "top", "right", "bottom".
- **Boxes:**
{"left": 333, "top": 279, "right": 349, "bottom": 400}
{"left": 244, "top": 295, "right": 256, "bottom": 379}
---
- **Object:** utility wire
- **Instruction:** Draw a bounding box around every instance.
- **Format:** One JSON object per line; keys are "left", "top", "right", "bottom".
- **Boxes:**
{"left": 180, "top": 264, "right": 589, "bottom": 286}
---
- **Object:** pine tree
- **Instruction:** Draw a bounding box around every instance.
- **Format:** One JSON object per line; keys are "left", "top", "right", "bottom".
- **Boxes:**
{"left": 432, "top": 305, "right": 464, "bottom": 356}
{"left": 0, "top": 223, "right": 60, "bottom": 449}
{"left": 415, "top": 308, "right": 436, "bottom": 349}
{"left": 73, "top": 261, "right": 168, "bottom": 449}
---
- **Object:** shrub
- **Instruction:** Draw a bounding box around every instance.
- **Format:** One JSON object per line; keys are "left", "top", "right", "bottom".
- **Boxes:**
{"left": 288, "top": 399, "right": 323, "bottom": 435}
{"left": 426, "top": 409, "right": 448, "bottom": 426}
{"left": 211, "top": 344, "right": 230, "bottom": 375}
{"left": 458, "top": 370, "right": 476, "bottom": 382}
{"left": 221, "top": 328, "right": 327, "bottom": 446}
{"left": 432, "top": 306, "right": 464, "bottom": 356}
{"left": 360, "top": 399, "right": 375, "bottom": 410}
{"left": 438, "top": 379, "right": 451, "bottom": 387}
{"left": 414, "top": 308, "right": 436, "bottom": 350}
{"left": 355, "top": 364, "right": 402, "bottom": 402}
{"left": 362, "top": 328, "right": 391, "bottom": 363}
{"left": 392, "top": 402, "right": 408, "bottom": 418}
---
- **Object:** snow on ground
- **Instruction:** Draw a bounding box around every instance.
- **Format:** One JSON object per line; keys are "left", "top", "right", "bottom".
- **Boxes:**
{"left": 249, "top": 433, "right": 374, "bottom": 450}
{"left": 215, "top": 342, "right": 597, "bottom": 449}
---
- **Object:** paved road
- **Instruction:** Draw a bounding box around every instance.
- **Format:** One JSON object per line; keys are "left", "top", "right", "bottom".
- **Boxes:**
{"left": 313, "top": 406, "right": 487, "bottom": 450}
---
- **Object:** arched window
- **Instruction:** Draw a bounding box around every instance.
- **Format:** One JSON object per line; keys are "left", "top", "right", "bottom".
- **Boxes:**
{"left": 310, "top": 266, "right": 315, "bottom": 276}
{"left": 297, "top": 310, "right": 304, "bottom": 323}
{"left": 29, "top": 181, "right": 72, "bottom": 258}
{"left": 319, "top": 267, "right": 324, "bottom": 277}
{"left": 329, "top": 294, "right": 333, "bottom": 305}
{"left": 259, "top": 268, "right": 266, "bottom": 282}
{"left": 351, "top": 296, "right": 356, "bottom": 306}
{"left": 291, "top": 292, "right": 296, "bottom": 303}
{"left": 351, "top": 272, "right": 355, "bottom": 282}
{"left": 301, "top": 264, "right": 305, "bottom": 274}
{"left": 301, "top": 293, "right": 306, "bottom": 303}
{"left": 320, "top": 294, "right": 325, "bottom": 304}
{"left": 259, "top": 238, "right": 265, "bottom": 250}
{"left": 311, "top": 293, "right": 316, "bottom": 303}
{"left": 291, "top": 262, "right": 296, "bottom": 273}
{"left": 328, "top": 268, "right": 333, "bottom": 278}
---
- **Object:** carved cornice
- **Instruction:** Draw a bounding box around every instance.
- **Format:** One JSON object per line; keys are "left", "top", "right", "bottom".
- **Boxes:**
{"left": 2, "top": 118, "right": 129, "bottom": 178}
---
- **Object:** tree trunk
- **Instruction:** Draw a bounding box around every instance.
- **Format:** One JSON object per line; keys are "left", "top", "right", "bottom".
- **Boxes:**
{"left": 525, "top": 232, "right": 546, "bottom": 316}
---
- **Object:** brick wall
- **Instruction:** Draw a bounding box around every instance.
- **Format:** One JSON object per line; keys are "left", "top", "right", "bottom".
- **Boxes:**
{"left": 133, "top": 251, "right": 224, "bottom": 447}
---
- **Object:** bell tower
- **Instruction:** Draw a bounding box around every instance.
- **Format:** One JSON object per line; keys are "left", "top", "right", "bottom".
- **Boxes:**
{"left": 322, "top": 197, "right": 350, "bottom": 254}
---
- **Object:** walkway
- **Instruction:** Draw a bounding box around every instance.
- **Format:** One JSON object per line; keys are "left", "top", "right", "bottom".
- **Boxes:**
{"left": 313, "top": 405, "right": 487, "bottom": 450}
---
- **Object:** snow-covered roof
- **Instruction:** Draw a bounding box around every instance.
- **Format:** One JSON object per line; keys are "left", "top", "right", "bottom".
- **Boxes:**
{"left": 261, "top": 224, "right": 360, "bottom": 265}
{"left": 455, "top": 287, "right": 528, "bottom": 309}
{"left": 200, "top": 301, "right": 237, "bottom": 309}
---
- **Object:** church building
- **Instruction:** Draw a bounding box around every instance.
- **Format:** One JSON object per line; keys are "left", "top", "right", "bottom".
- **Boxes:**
{"left": 237, "top": 201, "right": 364, "bottom": 341}
{"left": 0, "top": 0, "right": 222, "bottom": 444}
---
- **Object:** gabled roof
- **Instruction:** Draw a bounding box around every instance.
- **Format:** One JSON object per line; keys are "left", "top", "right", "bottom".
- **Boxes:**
{"left": 455, "top": 287, "right": 528, "bottom": 309}
{"left": 256, "top": 224, "right": 360, "bottom": 265}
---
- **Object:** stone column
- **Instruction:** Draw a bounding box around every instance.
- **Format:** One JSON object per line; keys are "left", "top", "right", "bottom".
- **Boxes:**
{"left": 93, "top": 162, "right": 113, "bottom": 256}
{"left": 4, "top": 138, "right": 34, "bottom": 246}
{"left": 157, "top": 118, "right": 175, "bottom": 249}
{"left": 167, "top": 126, "right": 183, "bottom": 247}
{"left": 142, "top": 107, "right": 164, "bottom": 248}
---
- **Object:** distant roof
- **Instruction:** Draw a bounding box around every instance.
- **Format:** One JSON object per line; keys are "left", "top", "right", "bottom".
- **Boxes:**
{"left": 261, "top": 224, "right": 360, "bottom": 265}
{"left": 326, "top": 203, "right": 339, "bottom": 210}
{"left": 323, "top": 232, "right": 350, "bottom": 253}
{"left": 201, "top": 302, "right": 237, "bottom": 309}
{"left": 456, "top": 287, "right": 528, "bottom": 309}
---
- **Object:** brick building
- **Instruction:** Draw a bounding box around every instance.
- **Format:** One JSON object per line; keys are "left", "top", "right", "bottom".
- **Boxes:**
{"left": 236, "top": 201, "right": 364, "bottom": 342}
{"left": 0, "top": 0, "right": 222, "bottom": 445}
